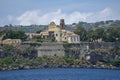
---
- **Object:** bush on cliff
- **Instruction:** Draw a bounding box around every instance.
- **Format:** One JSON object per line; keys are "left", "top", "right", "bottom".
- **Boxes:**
{"left": 63, "top": 55, "right": 74, "bottom": 64}
{"left": 0, "top": 56, "right": 14, "bottom": 66}
{"left": 110, "top": 59, "right": 120, "bottom": 67}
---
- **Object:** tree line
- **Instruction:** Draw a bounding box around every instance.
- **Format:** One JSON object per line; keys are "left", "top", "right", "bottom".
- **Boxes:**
{"left": 0, "top": 26, "right": 120, "bottom": 42}
{"left": 0, "top": 29, "right": 28, "bottom": 41}
{"left": 74, "top": 26, "right": 120, "bottom": 42}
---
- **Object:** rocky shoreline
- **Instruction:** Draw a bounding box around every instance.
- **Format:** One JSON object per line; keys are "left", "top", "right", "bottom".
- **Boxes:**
{"left": 0, "top": 64, "right": 119, "bottom": 71}
{"left": 0, "top": 43, "right": 120, "bottom": 71}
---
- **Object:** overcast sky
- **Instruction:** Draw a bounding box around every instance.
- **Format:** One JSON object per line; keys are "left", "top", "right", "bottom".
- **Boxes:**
{"left": 0, "top": 0, "right": 120, "bottom": 26}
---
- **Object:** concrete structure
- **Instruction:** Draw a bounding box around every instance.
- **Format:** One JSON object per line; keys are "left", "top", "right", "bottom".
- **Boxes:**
{"left": 2, "top": 39, "right": 22, "bottom": 44}
{"left": 26, "top": 33, "right": 41, "bottom": 39}
{"left": 37, "top": 42, "right": 65, "bottom": 57}
{"left": 40, "top": 19, "right": 80, "bottom": 43}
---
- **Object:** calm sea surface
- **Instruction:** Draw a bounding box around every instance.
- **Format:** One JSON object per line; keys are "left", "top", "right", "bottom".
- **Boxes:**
{"left": 0, "top": 68, "right": 120, "bottom": 80}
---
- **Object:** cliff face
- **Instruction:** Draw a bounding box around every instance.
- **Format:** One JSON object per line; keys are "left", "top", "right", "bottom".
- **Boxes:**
{"left": 0, "top": 44, "right": 37, "bottom": 59}
{"left": 64, "top": 42, "right": 120, "bottom": 64}
{"left": 0, "top": 42, "right": 120, "bottom": 70}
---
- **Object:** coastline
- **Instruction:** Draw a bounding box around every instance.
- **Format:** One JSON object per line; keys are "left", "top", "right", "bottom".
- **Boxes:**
{"left": 0, "top": 43, "right": 120, "bottom": 71}
{"left": 0, "top": 64, "right": 119, "bottom": 71}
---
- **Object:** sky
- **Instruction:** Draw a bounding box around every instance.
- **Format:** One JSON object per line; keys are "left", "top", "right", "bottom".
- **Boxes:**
{"left": 0, "top": 0, "right": 120, "bottom": 26}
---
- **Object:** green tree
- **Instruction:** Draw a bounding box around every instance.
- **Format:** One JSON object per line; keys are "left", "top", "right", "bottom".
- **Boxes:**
{"left": 3, "top": 30, "right": 28, "bottom": 41}
{"left": 36, "top": 30, "right": 42, "bottom": 33}
{"left": 103, "top": 27, "right": 120, "bottom": 42}
{"left": 87, "top": 28, "right": 104, "bottom": 42}
{"left": 63, "top": 55, "right": 74, "bottom": 64}
{"left": 36, "top": 35, "right": 43, "bottom": 42}
{"left": 0, "top": 56, "right": 14, "bottom": 66}
{"left": 110, "top": 59, "right": 120, "bottom": 67}
{"left": 74, "top": 26, "right": 87, "bottom": 41}
{"left": 95, "top": 28, "right": 104, "bottom": 38}
{"left": 51, "top": 37, "right": 56, "bottom": 42}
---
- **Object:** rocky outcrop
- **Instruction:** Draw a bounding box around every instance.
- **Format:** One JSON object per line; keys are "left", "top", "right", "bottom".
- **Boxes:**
{"left": 0, "top": 42, "right": 120, "bottom": 71}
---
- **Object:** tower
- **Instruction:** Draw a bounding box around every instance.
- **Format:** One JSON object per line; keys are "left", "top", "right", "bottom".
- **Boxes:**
{"left": 60, "top": 19, "right": 65, "bottom": 29}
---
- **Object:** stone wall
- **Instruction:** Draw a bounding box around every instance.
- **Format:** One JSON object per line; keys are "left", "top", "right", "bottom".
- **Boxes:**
{"left": 23, "top": 42, "right": 120, "bottom": 57}
{"left": 37, "top": 42, "right": 65, "bottom": 57}
{"left": 64, "top": 42, "right": 120, "bottom": 58}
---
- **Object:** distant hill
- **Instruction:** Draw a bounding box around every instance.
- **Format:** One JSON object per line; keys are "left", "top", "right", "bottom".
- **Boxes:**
{"left": 0, "top": 20, "right": 120, "bottom": 33}
{"left": 63, "top": 20, "right": 120, "bottom": 31}
{"left": 0, "top": 25, "right": 48, "bottom": 33}
{"left": 76, "top": 20, "right": 120, "bottom": 30}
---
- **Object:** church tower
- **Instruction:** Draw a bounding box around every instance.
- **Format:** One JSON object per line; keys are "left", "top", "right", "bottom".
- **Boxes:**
{"left": 60, "top": 19, "right": 65, "bottom": 29}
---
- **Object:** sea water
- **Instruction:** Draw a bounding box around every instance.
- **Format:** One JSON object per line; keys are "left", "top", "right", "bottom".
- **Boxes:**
{"left": 0, "top": 68, "right": 120, "bottom": 80}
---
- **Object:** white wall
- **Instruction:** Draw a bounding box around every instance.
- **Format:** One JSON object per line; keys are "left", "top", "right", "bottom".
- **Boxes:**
{"left": 68, "top": 36, "right": 80, "bottom": 43}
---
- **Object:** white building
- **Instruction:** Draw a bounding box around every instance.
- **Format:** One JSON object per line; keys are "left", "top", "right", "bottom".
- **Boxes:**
{"left": 40, "top": 19, "right": 80, "bottom": 43}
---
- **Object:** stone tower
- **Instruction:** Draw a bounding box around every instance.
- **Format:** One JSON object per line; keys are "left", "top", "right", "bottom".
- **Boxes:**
{"left": 60, "top": 19, "right": 65, "bottom": 29}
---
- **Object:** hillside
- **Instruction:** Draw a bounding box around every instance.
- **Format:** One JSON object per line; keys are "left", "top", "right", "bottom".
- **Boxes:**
{"left": 77, "top": 20, "right": 120, "bottom": 30}
{"left": 0, "top": 25, "right": 48, "bottom": 33}
{"left": 0, "top": 20, "right": 120, "bottom": 33}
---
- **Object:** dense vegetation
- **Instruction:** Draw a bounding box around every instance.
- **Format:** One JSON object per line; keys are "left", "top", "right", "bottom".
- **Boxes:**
{"left": 0, "top": 24, "right": 47, "bottom": 33}
{"left": 77, "top": 20, "right": 120, "bottom": 30}
{"left": 0, "top": 29, "right": 28, "bottom": 41}
{"left": 74, "top": 26, "right": 120, "bottom": 42}
{"left": 0, "top": 20, "right": 120, "bottom": 33}
{"left": 0, "top": 44, "right": 90, "bottom": 70}
{"left": 0, "top": 43, "right": 120, "bottom": 70}
{"left": 0, "top": 44, "right": 37, "bottom": 69}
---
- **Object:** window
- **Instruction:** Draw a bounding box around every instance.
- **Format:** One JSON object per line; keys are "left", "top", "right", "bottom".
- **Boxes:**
{"left": 71, "top": 37, "right": 73, "bottom": 42}
{"left": 56, "top": 34, "right": 58, "bottom": 36}
{"left": 74, "top": 36, "right": 76, "bottom": 41}
{"left": 65, "top": 37, "right": 66, "bottom": 40}
{"left": 60, "top": 33, "right": 62, "bottom": 37}
{"left": 77, "top": 36, "right": 79, "bottom": 41}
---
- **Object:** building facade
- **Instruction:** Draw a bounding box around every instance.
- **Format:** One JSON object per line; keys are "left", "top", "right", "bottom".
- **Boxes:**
{"left": 37, "top": 42, "right": 65, "bottom": 57}
{"left": 40, "top": 19, "right": 80, "bottom": 43}
{"left": 2, "top": 39, "right": 22, "bottom": 44}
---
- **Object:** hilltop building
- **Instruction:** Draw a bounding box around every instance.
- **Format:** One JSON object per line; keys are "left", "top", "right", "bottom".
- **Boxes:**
{"left": 40, "top": 19, "right": 80, "bottom": 43}
{"left": 2, "top": 39, "right": 21, "bottom": 45}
